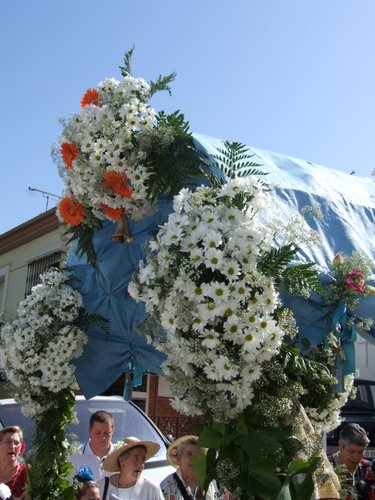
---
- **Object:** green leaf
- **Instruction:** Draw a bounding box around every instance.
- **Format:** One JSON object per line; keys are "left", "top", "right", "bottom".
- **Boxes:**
{"left": 197, "top": 423, "right": 225, "bottom": 449}
{"left": 213, "top": 141, "right": 268, "bottom": 181}
{"left": 234, "top": 429, "right": 282, "bottom": 469}
{"left": 287, "top": 457, "right": 318, "bottom": 475}
{"left": 238, "top": 468, "right": 282, "bottom": 497}
{"left": 192, "top": 451, "right": 208, "bottom": 492}
{"left": 283, "top": 263, "right": 325, "bottom": 296}
{"left": 258, "top": 244, "right": 298, "bottom": 278}
{"left": 235, "top": 413, "right": 248, "bottom": 435}
{"left": 273, "top": 483, "right": 293, "bottom": 500}
{"left": 149, "top": 72, "right": 177, "bottom": 97}
{"left": 143, "top": 119, "right": 217, "bottom": 201}
{"left": 290, "top": 472, "right": 315, "bottom": 500}
{"left": 63, "top": 216, "right": 102, "bottom": 272}
{"left": 119, "top": 46, "right": 135, "bottom": 76}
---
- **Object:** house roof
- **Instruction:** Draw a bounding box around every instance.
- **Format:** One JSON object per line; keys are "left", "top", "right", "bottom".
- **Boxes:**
{"left": 0, "top": 208, "right": 59, "bottom": 256}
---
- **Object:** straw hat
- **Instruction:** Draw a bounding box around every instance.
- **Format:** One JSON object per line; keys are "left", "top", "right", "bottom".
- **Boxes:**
{"left": 167, "top": 435, "right": 204, "bottom": 468}
{"left": 102, "top": 437, "right": 160, "bottom": 472}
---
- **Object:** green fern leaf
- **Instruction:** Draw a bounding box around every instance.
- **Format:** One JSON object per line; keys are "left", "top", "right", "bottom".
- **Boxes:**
{"left": 119, "top": 46, "right": 135, "bottom": 76}
{"left": 213, "top": 141, "right": 268, "bottom": 181}
{"left": 283, "top": 263, "right": 325, "bottom": 296}
{"left": 63, "top": 218, "right": 102, "bottom": 272}
{"left": 258, "top": 244, "right": 298, "bottom": 277}
{"left": 149, "top": 72, "right": 177, "bottom": 97}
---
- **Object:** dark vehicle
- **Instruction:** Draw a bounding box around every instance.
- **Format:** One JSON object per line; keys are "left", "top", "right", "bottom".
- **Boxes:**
{"left": 0, "top": 395, "right": 174, "bottom": 482}
{"left": 326, "top": 378, "right": 375, "bottom": 459}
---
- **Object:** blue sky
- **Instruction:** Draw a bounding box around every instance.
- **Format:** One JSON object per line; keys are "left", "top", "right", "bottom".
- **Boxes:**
{"left": 1, "top": 0, "right": 375, "bottom": 234}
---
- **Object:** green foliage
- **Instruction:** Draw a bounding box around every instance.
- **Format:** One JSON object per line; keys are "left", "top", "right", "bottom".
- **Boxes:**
{"left": 258, "top": 244, "right": 324, "bottom": 296}
{"left": 119, "top": 46, "right": 135, "bottom": 76}
{"left": 213, "top": 141, "right": 268, "bottom": 180}
{"left": 258, "top": 244, "right": 298, "bottom": 278}
{"left": 149, "top": 72, "right": 177, "bottom": 97}
{"left": 119, "top": 46, "right": 176, "bottom": 96}
{"left": 142, "top": 111, "right": 217, "bottom": 202}
{"left": 63, "top": 217, "right": 102, "bottom": 272}
{"left": 283, "top": 263, "right": 324, "bottom": 296}
{"left": 196, "top": 409, "right": 318, "bottom": 500}
{"left": 156, "top": 110, "right": 191, "bottom": 137}
{"left": 280, "top": 344, "right": 331, "bottom": 380}
{"left": 26, "top": 388, "right": 76, "bottom": 499}
{"left": 281, "top": 338, "right": 341, "bottom": 414}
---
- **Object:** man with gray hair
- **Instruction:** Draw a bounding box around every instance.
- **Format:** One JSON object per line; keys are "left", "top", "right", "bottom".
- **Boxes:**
{"left": 328, "top": 423, "right": 372, "bottom": 499}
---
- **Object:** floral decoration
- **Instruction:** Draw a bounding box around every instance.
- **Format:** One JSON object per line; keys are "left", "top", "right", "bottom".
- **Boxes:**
{"left": 53, "top": 48, "right": 213, "bottom": 268}
{"left": 129, "top": 177, "right": 286, "bottom": 421}
{"left": 294, "top": 332, "right": 356, "bottom": 435}
{"left": 330, "top": 251, "right": 374, "bottom": 305}
{"left": 327, "top": 251, "right": 374, "bottom": 386}
{"left": 0, "top": 268, "right": 105, "bottom": 498}
{"left": 56, "top": 73, "right": 157, "bottom": 224}
{"left": 0, "top": 269, "right": 87, "bottom": 417}
{"left": 129, "top": 162, "right": 335, "bottom": 497}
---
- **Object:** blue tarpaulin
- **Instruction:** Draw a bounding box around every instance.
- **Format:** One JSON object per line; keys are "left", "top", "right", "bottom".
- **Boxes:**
{"left": 67, "top": 133, "right": 375, "bottom": 398}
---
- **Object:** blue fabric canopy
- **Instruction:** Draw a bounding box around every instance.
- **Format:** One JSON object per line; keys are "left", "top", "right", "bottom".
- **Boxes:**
{"left": 67, "top": 133, "right": 375, "bottom": 398}
{"left": 67, "top": 195, "right": 173, "bottom": 398}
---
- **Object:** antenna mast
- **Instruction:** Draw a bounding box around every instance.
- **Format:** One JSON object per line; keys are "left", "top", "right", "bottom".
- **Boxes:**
{"left": 28, "top": 187, "right": 61, "bottom": 211}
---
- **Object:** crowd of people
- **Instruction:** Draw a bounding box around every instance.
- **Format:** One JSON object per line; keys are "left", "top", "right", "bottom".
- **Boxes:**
{"left": 0, "top": 412, "right": 374, "bottom": 499}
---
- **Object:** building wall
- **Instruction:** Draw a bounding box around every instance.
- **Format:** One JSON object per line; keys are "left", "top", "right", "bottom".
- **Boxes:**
{"left": 356, "top": 337, "right": 375, "bottom": 380}
{"left": 0, "top": 230, "right": 64, "bottom": 314}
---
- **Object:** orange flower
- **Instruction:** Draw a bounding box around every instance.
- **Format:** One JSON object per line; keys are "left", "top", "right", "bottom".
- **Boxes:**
{"left": 61, "top": 142, "right": 78, "bottom": 169}
{"left": 80, "top": 88, "right": 100, "bottom": 109}
{"left": 103, "top": 171, "right": 133, "bottom": 198}
{"left": 100, "top": 204, "right": 125, "bottom": 221}
{"left": 58, "top": 196, "right": 85, "bottom": 226}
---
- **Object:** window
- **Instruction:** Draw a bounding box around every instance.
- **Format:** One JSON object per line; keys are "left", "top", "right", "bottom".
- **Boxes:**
{"left": 0, "top": 265, "right": 10, "bottom": 310}
{"left": 25, "top": 251, "right": 63, "bottom": 297}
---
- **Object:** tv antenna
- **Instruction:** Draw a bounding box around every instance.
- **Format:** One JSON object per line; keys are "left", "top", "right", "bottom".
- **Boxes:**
{"left": 28, "top": 187, "right": 61, "bottom": 211}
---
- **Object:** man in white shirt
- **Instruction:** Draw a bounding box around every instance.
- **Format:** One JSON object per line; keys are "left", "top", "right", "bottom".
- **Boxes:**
{"left": 69, "top": 410, "right": 115, "bottom": 482}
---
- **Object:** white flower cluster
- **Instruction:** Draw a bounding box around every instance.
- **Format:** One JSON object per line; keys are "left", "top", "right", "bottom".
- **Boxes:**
{"left": 129, "top": 178, "right": 286, "bottom": 420}
{"left": 305, "top": 373, "right": 355, "bottom": 434}
{"left": 0, "top": 270, "right": 88, "bottom": 417}
{"left": 58, "top": 75, "right": 157, "bottom": 222}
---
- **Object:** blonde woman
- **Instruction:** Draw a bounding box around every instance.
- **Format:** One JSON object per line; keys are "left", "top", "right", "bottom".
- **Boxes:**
{"left": 160, "top": 435, "right": 218, "bottom": 500}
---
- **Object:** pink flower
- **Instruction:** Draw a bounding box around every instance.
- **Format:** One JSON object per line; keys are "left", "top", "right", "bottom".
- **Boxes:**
{"left": 344, "top": 269, "right": 365, "bottom": 293}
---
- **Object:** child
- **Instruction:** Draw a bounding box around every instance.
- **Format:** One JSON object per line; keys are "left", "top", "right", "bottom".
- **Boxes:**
{"left": 75, "top": 466, "right": 100, "bottom": 500}
{"left": 75, "top": 480, "right": 100, "bottom": 500}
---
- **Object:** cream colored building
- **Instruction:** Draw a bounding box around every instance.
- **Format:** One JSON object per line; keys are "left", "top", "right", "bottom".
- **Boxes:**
{"left": 0, "top": 208, "right": 64, "bottom": 316}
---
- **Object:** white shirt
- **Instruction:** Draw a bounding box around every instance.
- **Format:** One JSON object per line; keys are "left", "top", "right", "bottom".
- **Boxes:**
{"left": 68, "top": 440, "right": 114, "bottom": 483}
{"left": 99, "top": 475, "right": 164, "bottom": 500}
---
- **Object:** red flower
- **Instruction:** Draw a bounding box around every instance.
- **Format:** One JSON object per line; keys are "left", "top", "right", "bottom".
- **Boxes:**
{"left": 58, "top": 196, "right": 85, "bottom": 226}
{"left": 344, "top": 269, "right": 366, "bottom": 293}
{"left": 100, "top": 204, "right": 125, "bottom": 221}
{"left": 80, "top": 88, "right": 100, "bottom": 109}
{"left": 61, "top": 142, "right": 78, "bottom": 169}
{"left": 103, "top": 171, "right": 133, "bottom": 198}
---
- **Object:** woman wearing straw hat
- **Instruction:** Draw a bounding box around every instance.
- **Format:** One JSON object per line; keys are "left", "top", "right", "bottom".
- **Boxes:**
{"left": 160, "top": 435, "right": 218, "bottom": 500}
{"left": 99, "top": 437, "right": 164, "bottom": 499}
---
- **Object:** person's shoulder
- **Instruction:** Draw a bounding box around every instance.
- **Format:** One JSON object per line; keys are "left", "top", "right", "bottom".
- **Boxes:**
{"left": 142, "top": 476, "right": 162, "bottom": 490}
{"left": 69, "top": 442, "right": 86, "bottom": 459}
{"left": 160, "top": 473, "right": 174, "bottom": 487}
